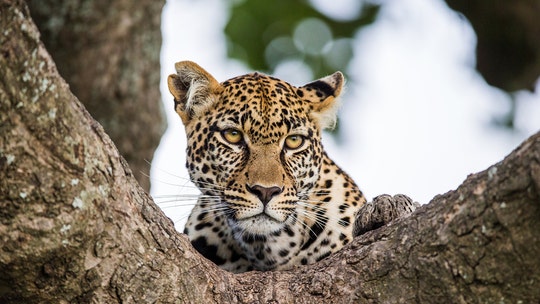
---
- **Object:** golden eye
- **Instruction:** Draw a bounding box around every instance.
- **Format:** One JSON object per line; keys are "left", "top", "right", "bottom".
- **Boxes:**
{"left": 221, "top": 129, "right": 243, "bottom": 144}
{"left": 284, "top": 135, "right": 304, "bottom": 150}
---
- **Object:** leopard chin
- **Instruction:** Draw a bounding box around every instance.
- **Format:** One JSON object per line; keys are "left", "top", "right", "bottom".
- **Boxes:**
{"left": 232, "top": 214, "right": 287, "bottom": 235}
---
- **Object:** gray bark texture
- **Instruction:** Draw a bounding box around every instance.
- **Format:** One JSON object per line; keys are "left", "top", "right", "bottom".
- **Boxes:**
{"left": 1, "top": 1, "right": 539, "bottom": 303}
{"left": 26, "top": 0, "right": 166, "bottom": 191}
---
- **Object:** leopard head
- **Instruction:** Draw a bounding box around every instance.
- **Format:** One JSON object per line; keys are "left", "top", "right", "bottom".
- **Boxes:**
{"left": 167, "top": 61, "right": 344, "bottom": 237}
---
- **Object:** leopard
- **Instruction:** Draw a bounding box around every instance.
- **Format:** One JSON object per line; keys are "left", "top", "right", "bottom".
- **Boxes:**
{"left": 167, "top": 61, "right": 416, "bottom": 273}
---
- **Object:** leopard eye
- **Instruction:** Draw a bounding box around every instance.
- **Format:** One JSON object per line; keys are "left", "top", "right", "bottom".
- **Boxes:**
{"left": 221, "top": 128, "right": 243, "bottom": 144}
{"left": 284, "top": 135, "right": 305, "bottom": 150}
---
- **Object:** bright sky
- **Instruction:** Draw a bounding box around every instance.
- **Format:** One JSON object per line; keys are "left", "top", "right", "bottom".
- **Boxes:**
{"left": 152, "top": 0, "right": 540, "bottom": 231}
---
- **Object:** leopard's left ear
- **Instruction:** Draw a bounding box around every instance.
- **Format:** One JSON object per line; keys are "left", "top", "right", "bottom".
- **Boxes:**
{"left": 299, "top": 72, "right": 344, "bottom": 129}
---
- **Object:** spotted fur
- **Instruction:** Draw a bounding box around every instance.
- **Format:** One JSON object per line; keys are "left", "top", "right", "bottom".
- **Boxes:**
{"left": 168, "top": 61, "right": 366, "bottom": 273}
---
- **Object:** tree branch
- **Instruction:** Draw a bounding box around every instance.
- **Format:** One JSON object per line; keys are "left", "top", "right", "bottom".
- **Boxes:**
{"left": 1, "top": 1, "right": 539, "bottom": 303}
{"left": 26, "top": 0, "right": 166, "bottom": 191}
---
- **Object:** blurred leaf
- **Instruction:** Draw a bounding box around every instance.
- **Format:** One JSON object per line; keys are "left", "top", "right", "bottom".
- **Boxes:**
{"left": 446, "top": 0, "right": 540, "bottom": 92}
{"left": 446, "top": 0, "right": 540, "bottom": 130}
{"left": 225, "top": 0, "right": 380, "bottom": 78}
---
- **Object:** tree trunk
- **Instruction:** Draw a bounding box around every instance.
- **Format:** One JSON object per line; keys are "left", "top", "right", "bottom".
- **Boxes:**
{"left": 1, "top": 1, "right": 539, "bottom": 303}
{"left": 26, "top": 0, "right": 166, "bottom": 191}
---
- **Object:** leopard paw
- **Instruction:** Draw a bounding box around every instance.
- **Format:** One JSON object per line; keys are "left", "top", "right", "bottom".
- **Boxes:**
{"left": 353, "top": 194, "right": 419, "bottom": 237}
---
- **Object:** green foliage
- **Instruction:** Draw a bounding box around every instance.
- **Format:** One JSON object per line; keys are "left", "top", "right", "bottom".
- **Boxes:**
{"left": 224, "top": 0, "right": 380, "bottom": 79}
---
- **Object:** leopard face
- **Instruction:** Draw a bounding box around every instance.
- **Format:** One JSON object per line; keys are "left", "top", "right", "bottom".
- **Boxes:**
{"left": 186, "top": 74, "right": 328, "bottom": 234}
{"left": 168, "top": 61, "right": 365, "bottom": 273}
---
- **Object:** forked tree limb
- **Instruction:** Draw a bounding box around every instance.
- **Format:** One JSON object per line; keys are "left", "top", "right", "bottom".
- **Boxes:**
{"left": 1, "top": 1, "right": 539, "bottom": 303}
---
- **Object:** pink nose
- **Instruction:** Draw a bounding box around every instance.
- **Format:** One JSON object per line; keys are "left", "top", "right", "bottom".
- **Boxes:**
{"left": 246, "top": 185, "right": 282, "bottom": 206}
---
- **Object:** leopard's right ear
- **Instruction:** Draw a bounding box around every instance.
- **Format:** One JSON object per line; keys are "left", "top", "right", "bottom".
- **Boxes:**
{"left": 167, "top": 61, "right": 222, "bottom": 124}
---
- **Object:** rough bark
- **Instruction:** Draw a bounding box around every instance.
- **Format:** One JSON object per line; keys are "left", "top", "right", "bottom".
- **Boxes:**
{"left": 1, "top": 1, "right": 539, "bottom": 303}
{"left": 26, "top": 0, "right": 166, "bottom": 191}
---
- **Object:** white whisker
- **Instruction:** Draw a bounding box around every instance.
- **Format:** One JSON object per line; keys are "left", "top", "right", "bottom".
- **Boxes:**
{"left": 296, "top": 201, "right": 332, "bottom": 228}
{"left": 154, "top": 199, "right": 197, "bottom": 205}
{"left": 159, "top": 204, "right": 197, "bottom": 210}
{"left": 153, "top": 194, "right": 204, "bottom": 200}
{"left": 298, "top": 200, "right": 352, "bottom": 229}
{"left": 294, "top": 210, "right": 320, "bottom": 237}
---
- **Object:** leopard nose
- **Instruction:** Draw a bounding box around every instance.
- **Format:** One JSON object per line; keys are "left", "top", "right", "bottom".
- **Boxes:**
{"left": 246, "top": 184, "right": 282, "bottom": 206}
